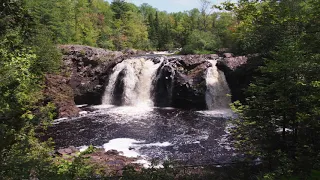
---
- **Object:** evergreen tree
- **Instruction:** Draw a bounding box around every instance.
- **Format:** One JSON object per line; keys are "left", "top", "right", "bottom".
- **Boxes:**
{"left": 226, "top": 0, "right": 320, "bottom": 178}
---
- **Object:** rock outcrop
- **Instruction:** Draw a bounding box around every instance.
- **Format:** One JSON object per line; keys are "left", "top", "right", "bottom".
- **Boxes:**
{"left": 55, "top": 147, "right": 141, "bottom": 176}
{"left": 46, "top": 44, "right": 260, "bottom": 117}
{"left": 159, "top": 53, "right": 262, "bottom": 108}
{"left": 44, "top": 74, "right": 80, "bottom": 118}
{"left": 45, "top": 45, "right": 126, "bottom": 118}
{"left": 217, "top": 54, "right": 263, "bottom": 102}
{"left": 154, "top": 55, "right": 212, "bottom": 109}
{"left": 60, "top": 45, "right": 125, "bottom": 105}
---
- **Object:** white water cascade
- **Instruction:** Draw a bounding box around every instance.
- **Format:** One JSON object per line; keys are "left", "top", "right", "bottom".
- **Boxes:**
{"left": 102, "top": 57, "right": 163, "bottom": 107}
{"left": 205, "top": 60, "right": 231, "bottom": 110}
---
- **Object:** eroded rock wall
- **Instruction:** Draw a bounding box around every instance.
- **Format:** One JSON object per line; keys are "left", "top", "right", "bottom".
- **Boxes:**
{"left": 46, "top": 45, "right": 261, "bottom": 117}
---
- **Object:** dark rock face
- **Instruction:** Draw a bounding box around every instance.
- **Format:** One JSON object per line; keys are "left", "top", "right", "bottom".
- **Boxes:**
{"left": 123, "top": 48, "right": 146, "bottom": 56}
{"left": 153, "top": 59, "right": 176, "bottom": 107}
{"left": 155, "top": 53, "right": 261, "bottom": 107}
{"left": 216, "top": 54, "right": 263, "bottom": 102}
{"left": 112, "top": 69, "right": 126, "bottom": 106}
{"left": 60, "top": 45, "right": 125, "bottom": 105}
{"left": 50, "top": 44, "right": 259, "bottom": 115}
{"left": 172, "top": 56, "right": 211, "bottom": 110}
{"left": 154, "top": 55, "right": 212, "bottom": 110}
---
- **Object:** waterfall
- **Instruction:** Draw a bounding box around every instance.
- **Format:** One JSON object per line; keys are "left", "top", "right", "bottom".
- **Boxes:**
{"left": 205, "top": 60, "right": 231, "bottom": 110}
{"left": 102, "top": 57, "right": 231, "bottom": 110}
{"left": 102, "top": 58, "right": 163, "bottom": 107}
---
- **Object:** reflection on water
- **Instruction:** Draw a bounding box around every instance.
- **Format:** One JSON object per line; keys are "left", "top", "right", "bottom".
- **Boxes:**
{"left": 45, "top": 106, "right": 236, "bottom": 165}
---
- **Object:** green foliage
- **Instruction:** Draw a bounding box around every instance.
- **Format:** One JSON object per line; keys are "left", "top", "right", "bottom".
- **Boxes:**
{"left": 54, "top": 153, "right": 97, "bottom": 179}
{"left": 227, "top": 0, "right": 320, "bottom": 178}
{"left": 0, "top": 128, "right": 56, "bottom": 179}
{"left": 18, "top": 0, "right": 238, "bottom": 52}
{"left": 81, "top": 145, "right": 97, "bottom": 155}
{"left": 30, "top": 28, "right": 62, "bottom": 74}
{"left": 181, "top": 30, "right": 221, "bottom": 54}
{"left": 0, "top": 1, "right": 64, "bottom": 179}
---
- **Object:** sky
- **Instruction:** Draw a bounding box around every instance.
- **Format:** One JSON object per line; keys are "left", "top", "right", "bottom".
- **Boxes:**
{"left": 106, "top": 0, "right": 237, "bottom": 13}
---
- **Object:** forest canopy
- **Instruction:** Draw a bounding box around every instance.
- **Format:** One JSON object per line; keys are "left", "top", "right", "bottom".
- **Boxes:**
{"left": 23, "top": 0, "right": 236, "bottom": 53}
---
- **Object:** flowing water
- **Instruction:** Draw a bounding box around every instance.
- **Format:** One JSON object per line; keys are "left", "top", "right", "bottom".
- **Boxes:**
{"left": 47, "top": 106, "right": 235, "bottom": 166}
{"left": 102, "top": 57, "right": 164, "bottom": 107}
{"left": 205, "top": 60, "right": 231, "bottom": 110}
{"left": 47, "top": 57, "right": 235, "bottom": 166}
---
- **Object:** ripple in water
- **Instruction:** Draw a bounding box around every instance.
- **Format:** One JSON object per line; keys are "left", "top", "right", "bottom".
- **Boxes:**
{"left": 46, "top": 107, "right": 236, "bottom": 166}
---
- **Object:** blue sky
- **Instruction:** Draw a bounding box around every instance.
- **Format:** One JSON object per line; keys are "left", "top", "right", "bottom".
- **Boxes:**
{"left": 106, "top": 0, "right": 236, "bottom": 13}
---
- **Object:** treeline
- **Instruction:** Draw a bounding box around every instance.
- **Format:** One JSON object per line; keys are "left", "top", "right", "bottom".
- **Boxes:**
{"left": 25, "top": 0, "right": 235, "bottom": 53}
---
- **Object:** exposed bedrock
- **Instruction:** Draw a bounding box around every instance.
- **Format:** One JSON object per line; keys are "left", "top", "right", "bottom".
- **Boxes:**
{"left": 59, "top": 45, "right": 125, "bottom": 105}
{"left": 216, "top": 53, "right": 263, "bottom": 103}
{"left": 154, "top": 55, "right": 212, "bottom": 109}
{"left": 44, "top": 74, "right": 80, "bottom": 118}
{"left": 47, "top": 45, "right": 261, "bottom": 117}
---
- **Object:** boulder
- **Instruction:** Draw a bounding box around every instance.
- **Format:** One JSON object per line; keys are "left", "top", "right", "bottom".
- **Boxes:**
{"left": 204, "top": 54, "right": 220, "bottom": 60}
{"left": 223, "top": 53, "right": 234, "bottom": 58}
{"left": 217, "top": 55, "right": 247, "bottom": 71}
{"left": 123, "top": 48, "right": 137, "bottom": 55}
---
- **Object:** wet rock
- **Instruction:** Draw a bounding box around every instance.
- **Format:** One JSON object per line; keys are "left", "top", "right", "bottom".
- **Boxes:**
{"left": 86, "top": 149, "right": 141, "bottom": 175}
{"left": 154, "top": 55, "right": 211, "bottom": 110}
{"left": 64, "top": 148, "right": 73, "bottom": 154}
{"left": 69, "top": 146, "right": 78, "bottom": 153}
{"left": 205, "top": 54, "right": 220, "bottom": 60}
{"left": 136, "top": 50, "right": 146, "bottom": 55}
{"left": 56, "top": 146, "right": 79, "bottom": 156}
{"left": 123, "top": 48, "right": 146, "bottom": 56}
{"left": 217, "top": 55, "right": 247, "bottom": 71}
{"left": 123, "top": 48, "right": 137, "bottom": 55}
{"left": 151, "top": 57, "right": 162, "bottom": 64}
{"left": 106, "top": 150, "right": 120, "bottom": 156}
{"left": 223, "top": 53, "right": 234, "bottom": 58}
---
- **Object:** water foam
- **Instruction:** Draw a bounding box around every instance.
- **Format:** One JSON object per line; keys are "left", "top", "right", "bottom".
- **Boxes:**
{"left": 205, "top": 60, "right": 231, "bottom": 110}
{"left": 102, "top": 58, "right": 163, "bottom": 107}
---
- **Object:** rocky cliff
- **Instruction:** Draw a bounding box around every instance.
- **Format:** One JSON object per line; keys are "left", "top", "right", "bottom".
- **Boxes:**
{"left": 59, "top": 45, "right": 125, "bottom": 105}
{"left": 216, "top": 53, "right": 263, "bottom": 102}
{"left": 45, "top": 45, "right": 125, "bottom": 117}
{"left": 46, "top": 45, "right": 260, "bottom": 117}
{"left": 154, "top": 55, "right": 212, "bottom": 109}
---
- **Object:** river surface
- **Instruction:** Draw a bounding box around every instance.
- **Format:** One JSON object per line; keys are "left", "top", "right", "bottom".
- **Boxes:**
{"left": 46, "top": 105, "right": 236, "bottom": 166}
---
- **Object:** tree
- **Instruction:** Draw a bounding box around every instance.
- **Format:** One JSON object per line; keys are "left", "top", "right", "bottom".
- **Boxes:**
{"left": 0, "top": 1, "right": 61, "bottom": 178}
{"left": 226, "top": 0, "right": 320, "bottom": 178}
{"left": 181, "top": 29, "right": 220, "bottom": 54}
{"left": 89, "top": 0, "right": 114, "bottom": 49}
{"left": 213, "top": 12, "right": 236, "bottom": 49}
{"left": 199, "top": 0, "right": 212, "bottom": 30}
